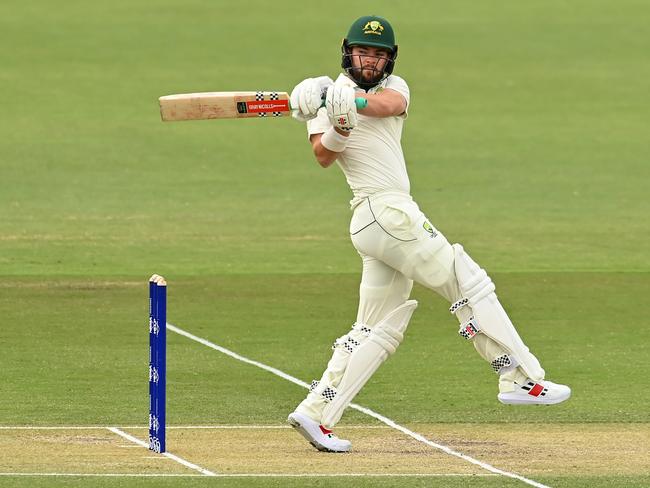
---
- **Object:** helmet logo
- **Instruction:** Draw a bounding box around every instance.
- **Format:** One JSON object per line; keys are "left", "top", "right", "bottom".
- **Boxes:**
{"left": 362, "top": 20, "right": 384, "bottom": 35}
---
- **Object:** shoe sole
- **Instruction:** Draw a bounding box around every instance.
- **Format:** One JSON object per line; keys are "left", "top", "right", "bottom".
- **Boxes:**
{"left": 498, "top": 391, "right": 571, "bottom": 405}
{"left": 287, "top": 414, "right": 347, "bottom": 453}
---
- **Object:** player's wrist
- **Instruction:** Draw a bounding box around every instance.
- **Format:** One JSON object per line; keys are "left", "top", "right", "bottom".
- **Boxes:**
{"left": 321, "top": 127, "right": 349, "bottom": 153}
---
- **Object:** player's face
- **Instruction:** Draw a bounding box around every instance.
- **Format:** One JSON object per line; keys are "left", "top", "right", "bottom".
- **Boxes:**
{"left": 350, "top": 46, "right": 390, "bottom": 84}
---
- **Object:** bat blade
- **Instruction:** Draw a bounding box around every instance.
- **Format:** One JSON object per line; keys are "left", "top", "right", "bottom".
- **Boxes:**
{"left": 159, "top": 91, "right": 292, "bottom": 121}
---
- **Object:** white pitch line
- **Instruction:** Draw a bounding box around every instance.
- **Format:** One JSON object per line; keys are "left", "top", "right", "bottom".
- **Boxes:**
{"left": 166, "top": 425, "right": 292, "bottom": 429}
{"left": 168, "top": 323, "right": 311, "bottom": 390}
{"left": 0, "top": 426, "right": 119, "bottom": 430}
{"left": 168, "top": 322, "right": 550, "bottom": 488}
{"left": 107, "top": 427, "right": 216, "bottom": 477}
{"left": 0, "top": 472, "right": 497, "bottom": 478}
{"left": 162, "top": 424, "right": 391, "bottom": 429}
{"left": 0, "top": 424, "right": 391, "bottom": 430}
{"left": 0, "top": 473, "right": 205, "bottom": 478}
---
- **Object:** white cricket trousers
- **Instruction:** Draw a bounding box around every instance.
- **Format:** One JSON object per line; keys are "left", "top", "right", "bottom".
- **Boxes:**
{"left": 350, "top": 191, "right": 457, "bottom": 322}
{"left": 349, "top": 191, "right": 527, "bottom": 386}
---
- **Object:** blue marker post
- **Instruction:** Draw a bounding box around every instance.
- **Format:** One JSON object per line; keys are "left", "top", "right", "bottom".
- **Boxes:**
{"left": 149, "top": 274, "right": 167, "bottom": 453}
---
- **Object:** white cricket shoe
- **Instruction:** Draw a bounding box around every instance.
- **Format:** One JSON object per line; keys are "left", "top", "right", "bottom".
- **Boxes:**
{"left": 287, "top": 411, "right": 351, "bottom": 453}
{"left": 498, "top": 379, "right": 571, "bottom": 405}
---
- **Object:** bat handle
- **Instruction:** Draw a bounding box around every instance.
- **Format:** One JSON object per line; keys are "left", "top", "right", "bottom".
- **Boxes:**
{"left": 318, "top": 95, "right": 368, "bottom": 110}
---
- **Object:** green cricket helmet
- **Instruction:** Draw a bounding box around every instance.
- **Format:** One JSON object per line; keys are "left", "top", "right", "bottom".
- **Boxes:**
{"left": 341, "top": 15, "right": 398, "bottom": 90}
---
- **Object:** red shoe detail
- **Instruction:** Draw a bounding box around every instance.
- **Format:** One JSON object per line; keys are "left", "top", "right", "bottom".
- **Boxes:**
{"left": 528, "top": 383, "right": 544, "bottom": 397}
{"left": 319, "top": 425, "right": 333, "bottom": 435}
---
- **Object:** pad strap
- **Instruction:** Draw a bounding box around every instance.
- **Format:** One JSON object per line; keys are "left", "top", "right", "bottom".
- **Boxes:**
{"left": 352, "top": 323, "right": 373, "bottom": 335}
{"left": 309, "top": 380, "right": 337, "bottom": 402}
{"left": 449, "top": 278, "right": 495, "bottom": 315}
{"left": 490, "top": 354, "right": 519, "bottom": 375}
{"left": 332, "top": 322, "right": 372, "bottom": 353}
{"left": 332, "top": 336, "right": 360, "bottom": 353}
{"left": 449, "top": 298, "right": 469, "bottom": 314}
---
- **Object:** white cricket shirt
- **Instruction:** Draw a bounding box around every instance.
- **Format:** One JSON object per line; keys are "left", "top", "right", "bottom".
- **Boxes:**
{"left": 307, "top": 74, "right": 411, "bottom": 207}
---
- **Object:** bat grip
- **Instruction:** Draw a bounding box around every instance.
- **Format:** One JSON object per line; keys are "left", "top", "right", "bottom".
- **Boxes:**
{"left": 318, "top": 93, "right": 368, "bottom": 110}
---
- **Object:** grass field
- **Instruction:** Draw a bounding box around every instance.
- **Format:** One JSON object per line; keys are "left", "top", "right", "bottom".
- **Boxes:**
{"left": 1, "top": 1, "right": 649, "bottom": 487}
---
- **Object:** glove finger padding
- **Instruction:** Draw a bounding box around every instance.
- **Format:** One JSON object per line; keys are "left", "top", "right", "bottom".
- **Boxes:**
{"left": 313, "top": 75, "right": 335, "bottom": 96}
{"left": 290, "top": 80, "right": 306, "bottom": 121}
{"left": 300, "top": 81, "right": 320, "bottom": 116}
{"left": 291, "top": 77, "right": 329, "bottom": 122}
{"left": 326, "top": 85, "right": 358, "bottom": 131}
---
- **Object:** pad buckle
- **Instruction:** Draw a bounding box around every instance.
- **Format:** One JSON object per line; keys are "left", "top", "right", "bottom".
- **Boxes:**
{"left": 458, "top": 317, "right": 480, "bottom": 340}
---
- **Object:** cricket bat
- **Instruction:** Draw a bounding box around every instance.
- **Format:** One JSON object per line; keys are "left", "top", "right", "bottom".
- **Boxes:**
{"left": 159, "top": 91, "right": 367, "bottom": 122}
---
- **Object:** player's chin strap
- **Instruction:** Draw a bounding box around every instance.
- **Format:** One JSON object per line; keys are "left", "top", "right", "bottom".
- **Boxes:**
{"left": 449, "top": 244, "right": 544, "bottom": 381}
{"left": 316, "top": 300, "right": 418, "bottom": 429}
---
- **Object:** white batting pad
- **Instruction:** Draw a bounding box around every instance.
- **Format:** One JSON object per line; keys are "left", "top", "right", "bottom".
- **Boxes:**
{"left": 451, "top": 244, "right": 545, "bottom": 381}
{"left": 321, "top": 300, "right": 418, "bottom": 428}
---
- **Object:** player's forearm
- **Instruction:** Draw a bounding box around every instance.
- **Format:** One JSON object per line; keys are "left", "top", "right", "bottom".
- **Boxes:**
{"left": 310, "top": 130, "right": 348, "bottom": 168}
{"left": 313, "top": 140, "right": 338, "bottom": 168}
{"left": 357, "top": 90, "right": 406, "bottom": 118}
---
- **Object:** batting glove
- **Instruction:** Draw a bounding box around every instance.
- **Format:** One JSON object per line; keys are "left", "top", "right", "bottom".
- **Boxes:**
{"left": 290, "top": 76, "right": 333, "bottom": 122}
{"left": 325, "top": 84, "right": 358, "bottom": 131}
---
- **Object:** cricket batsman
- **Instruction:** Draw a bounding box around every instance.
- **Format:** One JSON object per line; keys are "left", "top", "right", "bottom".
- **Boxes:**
{"left": 287, "top": 15, "right": 571, "bottom": 453}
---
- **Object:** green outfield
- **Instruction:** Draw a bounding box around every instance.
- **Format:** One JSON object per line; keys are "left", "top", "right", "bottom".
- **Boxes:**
{"left": 1, "top": 1, "right": 648, "bottom": 487}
